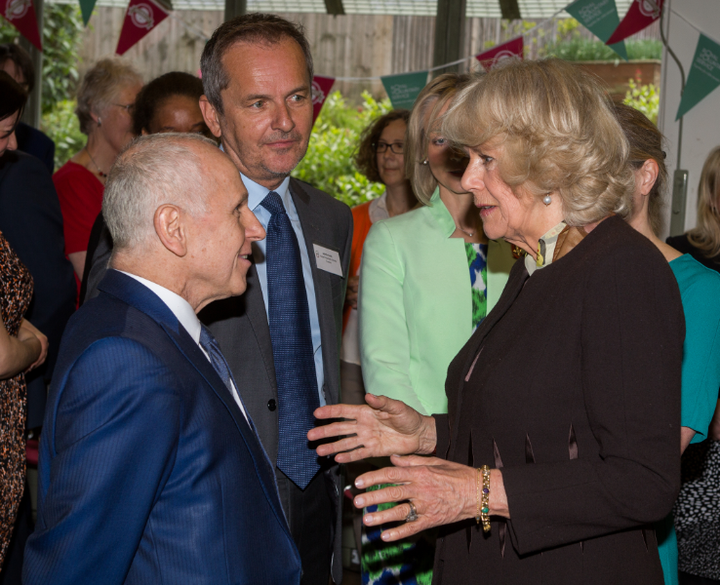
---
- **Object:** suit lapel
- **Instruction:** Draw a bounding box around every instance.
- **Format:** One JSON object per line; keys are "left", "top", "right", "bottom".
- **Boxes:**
{"left": 448, "top": 260, "right": 529, "bottom": 455}
{"left": 242, "top": 262, "right": 278, "bottom": 394}
{"left": 289, "top": 179, "right": 339, "bottom": 404}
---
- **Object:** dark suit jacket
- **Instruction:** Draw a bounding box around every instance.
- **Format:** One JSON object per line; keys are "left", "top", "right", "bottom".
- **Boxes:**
{"left": 433, "top": 217, "right": 684, "bottom": 585}
{"left": 200, "top": 178, "right": 352, "bottom": 583}
{"left": 0, "top": 150, "right": 76, "bottom": 427}
{"left": 15, "top": 122, "right": 55, "bottom": 174}
{"left": 24, "top": 270, "right": 302, "bottom": 585}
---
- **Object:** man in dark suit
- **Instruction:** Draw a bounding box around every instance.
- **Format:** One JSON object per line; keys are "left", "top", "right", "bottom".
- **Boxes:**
{"left": 24, "top": 133, "right": 302, "bottom": 584}
{"left": 0, "top": 150, "right": 75, "bottom": 429}
{"left": 199, "top": 14, "right": 352, "bottom": 585}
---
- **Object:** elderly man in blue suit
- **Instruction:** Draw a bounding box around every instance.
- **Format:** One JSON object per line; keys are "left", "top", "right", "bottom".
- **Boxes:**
{"left": 23, "top": 133, "right": 302, "bottom": 584}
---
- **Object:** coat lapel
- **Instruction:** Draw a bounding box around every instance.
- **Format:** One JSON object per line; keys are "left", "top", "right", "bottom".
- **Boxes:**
{"left": 448, "top": 260, "right": 529, "bottom": 455}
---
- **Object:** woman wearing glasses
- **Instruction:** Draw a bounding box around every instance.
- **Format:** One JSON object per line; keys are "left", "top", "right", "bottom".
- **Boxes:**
{"left": 355, "top": 73, "right": 515, "bottom": 584}
{"left": 53, "top": 58, "right": 142, "bottom": 287}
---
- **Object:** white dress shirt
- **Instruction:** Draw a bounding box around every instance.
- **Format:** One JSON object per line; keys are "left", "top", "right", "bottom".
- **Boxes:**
{"left": 119, "top": 271, "right": 249, "bottom": 422}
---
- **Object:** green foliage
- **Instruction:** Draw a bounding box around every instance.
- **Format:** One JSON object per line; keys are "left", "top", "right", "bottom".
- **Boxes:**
{"left": 0, "top": 4, "right": 84, "bottom": 113}
{"left": 40, "top": 4, "right": 84, "bottom": 115}
{"left": 623, "top": 77, "right": 660, "bottom": 125}
{"left": 542, "top": 17, "right": 662, "bottom": 61}
{"left": 292, "top": 90, "right": 393, "bottom": 208}
{"left": 544, "top": 36, "right": 662, "bottom": 61}
{"left": 41, "top": 99, "right": 84, "bottom": 169}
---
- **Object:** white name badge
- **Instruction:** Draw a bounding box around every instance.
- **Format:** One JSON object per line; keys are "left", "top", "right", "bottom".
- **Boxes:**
{"left": 313, "top": 244, "right": 343, "bottom": 277}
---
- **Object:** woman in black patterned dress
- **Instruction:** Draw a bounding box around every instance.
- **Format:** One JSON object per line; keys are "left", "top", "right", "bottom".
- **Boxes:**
{"left": 0, "top": 71, "right": 48, "bottom": 567}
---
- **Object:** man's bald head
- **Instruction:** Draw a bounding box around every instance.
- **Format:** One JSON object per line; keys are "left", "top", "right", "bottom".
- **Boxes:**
{"left": 103, "top": 133, "right": 219, "bottom": 251}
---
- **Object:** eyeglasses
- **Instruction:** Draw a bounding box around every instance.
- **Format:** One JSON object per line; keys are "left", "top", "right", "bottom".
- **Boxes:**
{"left": 112, "top": 103, "right": 135, "bottom": 114}
{"left": 374, "top": 142, "right": 404, "bottom": 155}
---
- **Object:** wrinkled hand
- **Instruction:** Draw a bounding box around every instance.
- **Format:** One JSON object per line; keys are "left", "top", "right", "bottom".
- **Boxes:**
{"left": 308, "top": 393, "right": 436, "bottom": 463}
{"left": 353, "top": 454, "right": 476, "bottom": 541}
{"left": 19, "top": 319, "right": 48, "bottom": 372}
{"left": 345, "top": 276, "right": 359, "bottom": 310}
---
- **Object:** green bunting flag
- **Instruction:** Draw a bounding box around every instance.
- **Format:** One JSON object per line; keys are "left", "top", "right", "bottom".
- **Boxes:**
{"left": 676, "top": 34, "right": 720, "bottom": 120}
{"left": 566, "top": 0, "right": 628, "bottom": 61}
{"left": 381, "top": 71, "right": 429, "bottom": 109}
{"left": 79, "top": 0, "right": 97, "bottom": 25}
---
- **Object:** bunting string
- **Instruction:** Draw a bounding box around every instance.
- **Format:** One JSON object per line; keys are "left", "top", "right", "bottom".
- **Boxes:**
{"left": 669, "top": 8, "right": 720, "bottom": 48}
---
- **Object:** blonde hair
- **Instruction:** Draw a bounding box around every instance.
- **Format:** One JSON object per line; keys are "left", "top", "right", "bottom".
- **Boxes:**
{"left": 76, "top": 58, "right": 142, "bottom": 135}
{"left": 443, "top": 59, "right": 635, "bottom": 226}
{"left": 687, "top": 146, "right": 720, "bottom": 258}
{"left": 405, "top": 72, "right": 470, "bottom": 205}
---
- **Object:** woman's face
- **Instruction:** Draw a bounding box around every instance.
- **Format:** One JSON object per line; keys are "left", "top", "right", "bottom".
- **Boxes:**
{"left": 425, "top": 101, "right": 469, "bottom": 194}
{"left": 96, "top": 81, "right": 143, "bottom": 155}
{"left": 0, "top": 111, "right": 19, "bottom": 158}
{"left": 376, "top": 119, "right": 407, "bottom": 188}
{"left": 462, "top": 141, "right": 559, "bottom": 248}
{"left": 145, "top": 94, "right": 209, "bottom": 136}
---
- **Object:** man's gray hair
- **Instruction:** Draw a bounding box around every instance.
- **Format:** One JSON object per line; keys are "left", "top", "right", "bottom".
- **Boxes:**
{"left": 103, "top": 133, "right": 218, "bottom": 250}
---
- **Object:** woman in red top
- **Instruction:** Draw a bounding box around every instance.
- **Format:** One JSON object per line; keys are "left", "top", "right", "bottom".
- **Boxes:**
{"left": 53, "top": 58, "right": 142, "bottom": 285}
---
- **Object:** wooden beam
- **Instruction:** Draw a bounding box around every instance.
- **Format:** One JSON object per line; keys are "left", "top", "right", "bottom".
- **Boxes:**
{"left": 224, "top": 0, "right": 246, "bottom": 23}
{"left": 324, "top": 0, "right": 345, "bottom": 16}
{"left": 19, "top": 0, "right": 43, "bottom": 129}
{"left": 498, "top": 0, "right": 521, "bottom": 20}
{"left": 433, "top": 0, "right": 466, "bottom": 74}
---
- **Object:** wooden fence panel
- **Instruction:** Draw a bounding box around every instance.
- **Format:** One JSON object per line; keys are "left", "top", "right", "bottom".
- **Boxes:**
{"left": 78, "top": 10, "right": 660, "bottom": 103}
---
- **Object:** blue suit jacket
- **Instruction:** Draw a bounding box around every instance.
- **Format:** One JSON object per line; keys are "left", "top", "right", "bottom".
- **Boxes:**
{"left": 24, "top": 270, "right": 302, "bottom": 585}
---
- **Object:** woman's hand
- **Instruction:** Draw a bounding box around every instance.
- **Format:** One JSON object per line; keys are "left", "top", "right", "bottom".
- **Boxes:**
{"left": 345, "top": 275, "right": 359, "bottom": 310}
{"left": 352, "top": 455, "right": 509, "bottom": 542}
{"left": 308, "top": 393, "right": 437, "bottom": 462}
{"left": 19, "top": 319, "right": 48, "bottom": 371}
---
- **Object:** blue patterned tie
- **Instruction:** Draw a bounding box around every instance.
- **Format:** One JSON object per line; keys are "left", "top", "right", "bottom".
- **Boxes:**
{"left": 260, "top": 191, "right": 320, "bottom": 489}
{"left": 199, "top": 325, "right": 253, "bottom": 430}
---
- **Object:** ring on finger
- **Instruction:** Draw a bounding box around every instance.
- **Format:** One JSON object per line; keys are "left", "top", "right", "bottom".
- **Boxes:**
{"left": 405, "top": 501, "right": 419, "bottom": 522}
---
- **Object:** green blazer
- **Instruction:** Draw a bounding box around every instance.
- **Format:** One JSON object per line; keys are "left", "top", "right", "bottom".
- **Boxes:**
{"left": 359, "top": 189, "right": 516, "bottom": 416}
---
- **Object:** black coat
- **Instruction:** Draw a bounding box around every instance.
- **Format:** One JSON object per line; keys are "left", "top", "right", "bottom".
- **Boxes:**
{"left": 434, "top": 216, "right": 685, "bottom": 585}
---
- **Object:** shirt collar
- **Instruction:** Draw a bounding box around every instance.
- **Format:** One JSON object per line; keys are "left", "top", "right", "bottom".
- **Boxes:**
{"left": 524, "top": 221, "right": 567, "bottom": 276}
{"left": 118, "top": 271, "right": 203, "bottom": 344}
{"left": 242, "top": 173, "right": 291, "bottom": 213}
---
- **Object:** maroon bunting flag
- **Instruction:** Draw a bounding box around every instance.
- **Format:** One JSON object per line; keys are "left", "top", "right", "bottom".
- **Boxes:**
{"left": 0, "top": 0, "right": 42, "bottom": 50}
{"left": 606, "top": 0, "right": 664, "bottom": 45}
{"left": 475, "top": 37, "right": 524, "bottom": 71}
{"left": 311, "top": 75, "right": 335, "bottom": 123}
{"left": 116, "top": 0, "right": 169, "bottom": 56}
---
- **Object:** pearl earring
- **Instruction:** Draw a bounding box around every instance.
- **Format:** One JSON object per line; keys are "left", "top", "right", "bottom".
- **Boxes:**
{"left": 543, "top": 194, "right": 552, "bottom": 206}
{"left": 97, "top": 117, "right": 102, "bottom": 127}
{"left": 421, "top": 159, "right": 428, "bottom": 165}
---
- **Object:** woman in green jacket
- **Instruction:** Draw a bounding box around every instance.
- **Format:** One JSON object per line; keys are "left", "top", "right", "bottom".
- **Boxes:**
{"left": 357, "top": 73, "right": 516, "bottom": 584}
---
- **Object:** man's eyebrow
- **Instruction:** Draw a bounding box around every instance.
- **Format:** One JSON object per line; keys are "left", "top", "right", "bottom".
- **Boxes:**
{"left": 243, "top": 85, "right": 310, "bottom": 102}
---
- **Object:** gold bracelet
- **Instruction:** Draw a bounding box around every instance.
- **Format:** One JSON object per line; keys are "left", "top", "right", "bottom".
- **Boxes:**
{"left": 480, "top": 465, "right": 491, "bottom": 533}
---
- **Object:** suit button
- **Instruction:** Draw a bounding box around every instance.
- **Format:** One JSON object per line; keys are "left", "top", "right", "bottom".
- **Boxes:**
{"left": 267, "top": 399, "right": 277, "bottom": 411}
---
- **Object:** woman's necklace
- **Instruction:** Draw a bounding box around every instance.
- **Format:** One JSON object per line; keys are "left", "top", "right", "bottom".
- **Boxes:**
{"left": 84, "top": 147, "right": 107, "bottom": 178}
{"left": 456, "top": 225, "right": 475, "bottom": 238}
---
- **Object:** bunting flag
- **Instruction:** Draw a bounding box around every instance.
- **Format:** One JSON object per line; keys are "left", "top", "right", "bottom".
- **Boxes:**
{"left": 311, "top": 75, "right": 335, "bottom": 123}
{"left": 79, "top": 0, "right": 97, "bottom": 26}
{"left": 381, "top": 71, "right": 429, "bottom": 109}
{"left": 0, "top": 0, "right": 42, "bottom": 50}
{"left": 566, "top": 0, "right": 627, "bottom": 61}
{"left": 676, "top": 34, "right": 720, "bottom": 120}
{"left": 475, "top": 37, "right": 524, "bottom": 70}
{"left": 606, "top": 0, "right": 663, "bottom": 46}
{"left": 116, "top": 0, "right": 169, "bottom": 56}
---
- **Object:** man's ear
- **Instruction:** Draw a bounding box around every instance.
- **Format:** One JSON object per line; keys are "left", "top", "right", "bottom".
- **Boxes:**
{"left": 199, "top": 95, "right": 223, "bottom": 139}
{"left": 154, "top": 204, "right": 187, "bottom": 257}
{"left": 637, "top": 159, "right": 660, "bottom": 197}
